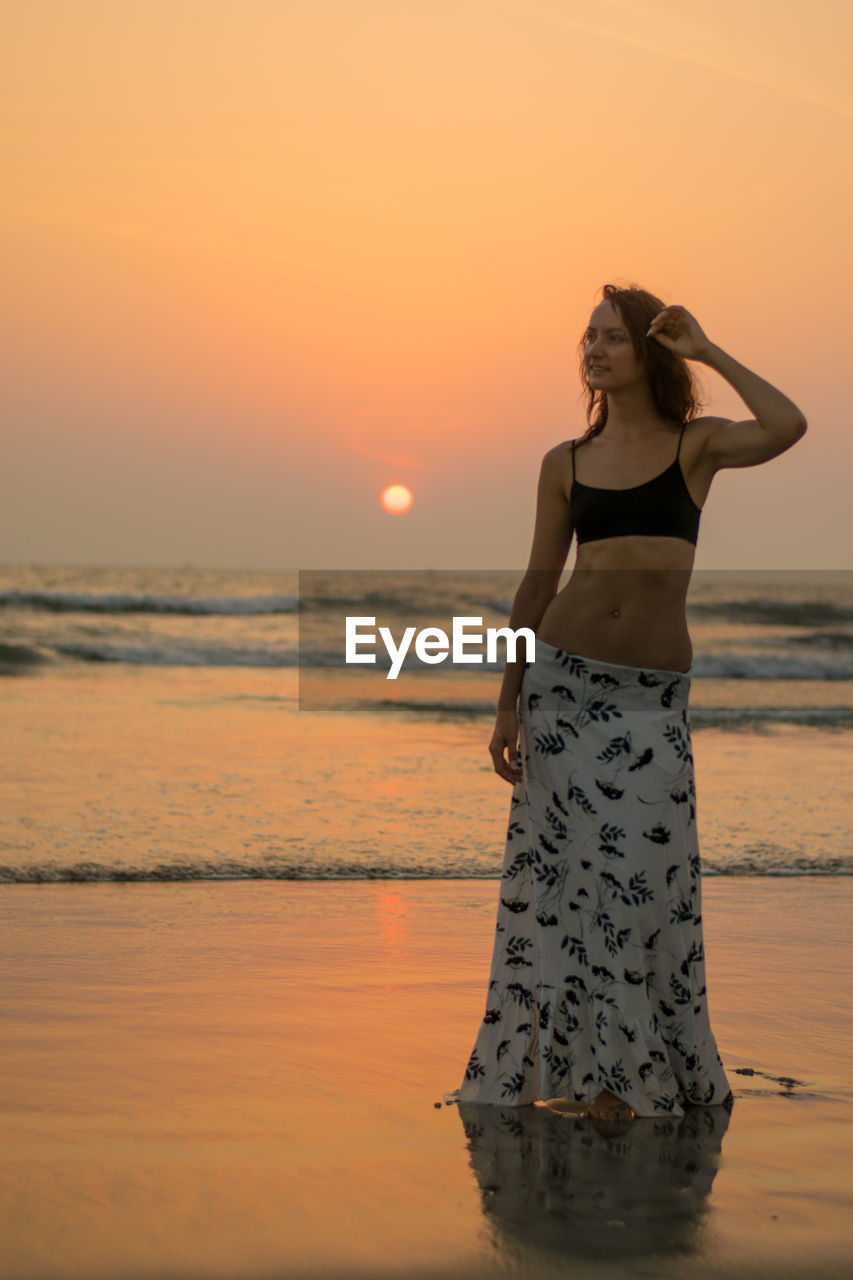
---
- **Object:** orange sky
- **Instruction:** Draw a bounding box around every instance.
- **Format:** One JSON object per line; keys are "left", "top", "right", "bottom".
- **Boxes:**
{"left": 2, "top": 0, "right": 851, "bottom": 569}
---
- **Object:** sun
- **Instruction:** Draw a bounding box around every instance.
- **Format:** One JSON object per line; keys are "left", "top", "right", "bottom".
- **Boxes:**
{"left": 380, "top": 484, "right": 413, "bottom": 515}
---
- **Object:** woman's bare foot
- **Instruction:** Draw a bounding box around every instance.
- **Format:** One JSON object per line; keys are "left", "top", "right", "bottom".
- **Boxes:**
{"left": 583, "top": 1088, "right": 637, "bottom": 1126}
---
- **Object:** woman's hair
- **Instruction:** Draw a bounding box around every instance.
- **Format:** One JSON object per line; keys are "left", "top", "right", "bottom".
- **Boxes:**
{"left": 577, "top": 283, "right": 704, "bottom": 442}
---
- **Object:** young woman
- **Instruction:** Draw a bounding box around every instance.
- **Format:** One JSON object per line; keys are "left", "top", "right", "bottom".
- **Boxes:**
{"left": 454, "top": 283, "right": 807, "bottom": 1125}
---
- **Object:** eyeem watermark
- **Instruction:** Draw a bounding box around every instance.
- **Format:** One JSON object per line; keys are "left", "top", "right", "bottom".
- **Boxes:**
{"left": 346, "top": 616, "right": 536, "bottom": 680}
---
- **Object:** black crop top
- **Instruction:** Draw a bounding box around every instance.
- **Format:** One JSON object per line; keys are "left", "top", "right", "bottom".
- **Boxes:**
{"left": 571, "top": 425, "right": 702, "bottom": 546}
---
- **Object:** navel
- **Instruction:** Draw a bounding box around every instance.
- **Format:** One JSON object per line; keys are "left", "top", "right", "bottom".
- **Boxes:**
{"left": 611, "top": 608, "right": 621, "bottom": 618}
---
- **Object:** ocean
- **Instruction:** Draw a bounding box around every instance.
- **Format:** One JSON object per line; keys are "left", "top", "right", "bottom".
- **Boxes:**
{"left": 1, "top": 562, "right": 851, "bottom": 883}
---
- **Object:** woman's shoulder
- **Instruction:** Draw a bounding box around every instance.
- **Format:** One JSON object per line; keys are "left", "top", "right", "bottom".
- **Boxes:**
{"left": 684, "top": 414, "right": 728, "bottom": 437}
{"left": 547, "top": 432, "right": 594, "bottom": 458}
{"left": 682, "top": 415, "right": 730, "bottom": 461}
{"left": 536, "top": 440, "right": 582, "bottom": 496}
{"left": 542, "top": 439, "right": 579, "bottom": 468}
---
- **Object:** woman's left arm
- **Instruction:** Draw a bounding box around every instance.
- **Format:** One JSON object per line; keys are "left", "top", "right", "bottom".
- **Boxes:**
{"left": 648, "top": 305, "right": 808, "bottom": 469}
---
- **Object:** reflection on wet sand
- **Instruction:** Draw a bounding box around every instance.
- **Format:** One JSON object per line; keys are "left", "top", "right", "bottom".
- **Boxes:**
{"left": 456, "top": 1101, "right": 732, "bottom": 1264}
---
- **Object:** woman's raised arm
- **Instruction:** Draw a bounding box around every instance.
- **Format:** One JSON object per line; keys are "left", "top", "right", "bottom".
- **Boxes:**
{"left": 648, "top": 304, "right": 808, "bottom": 470}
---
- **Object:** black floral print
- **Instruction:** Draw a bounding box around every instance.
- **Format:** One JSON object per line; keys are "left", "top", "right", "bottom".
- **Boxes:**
{"left": 456, "top": 639, "right": 733, "bottom": 1118}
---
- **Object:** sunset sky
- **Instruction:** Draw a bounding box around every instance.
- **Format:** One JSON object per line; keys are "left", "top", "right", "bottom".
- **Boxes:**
{"left": 2, "top": 0, "right": 851, "bottom": 570}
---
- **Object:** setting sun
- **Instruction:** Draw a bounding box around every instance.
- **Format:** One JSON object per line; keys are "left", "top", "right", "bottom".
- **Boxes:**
{"left": 381, "top": 484, "right": 414, "bottom": 515}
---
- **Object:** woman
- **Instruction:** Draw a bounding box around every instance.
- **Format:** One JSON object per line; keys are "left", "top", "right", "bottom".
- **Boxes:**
{"left": 455, "top": 283, "right": 807, "bottom": 1125}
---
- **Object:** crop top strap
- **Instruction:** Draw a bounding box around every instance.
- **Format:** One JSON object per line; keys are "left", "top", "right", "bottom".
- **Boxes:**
{"left": 676, "top": 424, "right": 685, "bottom": 461}
{"left": 571, "top": 440, "right": 576, "bottom": 481}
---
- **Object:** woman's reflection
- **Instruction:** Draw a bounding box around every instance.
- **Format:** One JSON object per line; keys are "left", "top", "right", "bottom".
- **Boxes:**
{"left": 455, "top": 1099, "right": 732, "bottom": 1263}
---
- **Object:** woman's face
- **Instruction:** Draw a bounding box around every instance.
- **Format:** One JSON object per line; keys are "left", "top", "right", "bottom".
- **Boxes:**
{"left": 582, "top": 300, "right": 645, "bottom": 393}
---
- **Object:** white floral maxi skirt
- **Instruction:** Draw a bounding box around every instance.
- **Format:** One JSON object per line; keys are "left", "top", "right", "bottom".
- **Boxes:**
{"left": 456, "top": 639, "right": 733, "bottom": 1118}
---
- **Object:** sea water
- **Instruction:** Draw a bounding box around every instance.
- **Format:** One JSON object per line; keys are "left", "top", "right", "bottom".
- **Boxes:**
{"left": 1, "top": 563, "right": 851, "bottom": 882}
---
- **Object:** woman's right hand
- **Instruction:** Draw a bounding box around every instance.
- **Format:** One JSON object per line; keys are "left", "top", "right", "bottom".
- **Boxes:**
{"left": 489, "top": 709, "right": 523, "bottom": 784}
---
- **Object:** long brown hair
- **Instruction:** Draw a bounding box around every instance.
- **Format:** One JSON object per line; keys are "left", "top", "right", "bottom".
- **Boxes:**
{"left": 576, "top": 283, "right": 704, "bottom": 443}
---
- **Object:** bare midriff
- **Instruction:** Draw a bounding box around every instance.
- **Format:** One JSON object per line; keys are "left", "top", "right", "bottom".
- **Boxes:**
{"left": 537, "top": 537, "right": 696, "bottom": 673}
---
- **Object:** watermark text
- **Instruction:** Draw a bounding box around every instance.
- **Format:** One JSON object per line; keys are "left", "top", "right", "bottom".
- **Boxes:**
{"left": 345, "top": 616, "right": 535, "bottom": 679}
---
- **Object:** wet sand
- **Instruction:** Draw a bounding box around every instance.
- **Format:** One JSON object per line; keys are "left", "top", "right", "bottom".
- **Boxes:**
{"left": 1, "top": 877, "right": 852, "bottom": 1280}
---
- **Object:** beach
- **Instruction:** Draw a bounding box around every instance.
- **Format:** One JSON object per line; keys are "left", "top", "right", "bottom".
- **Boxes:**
{"left": 2, "top": 565, "right": 852, "bottom": 1278}
{"left": 2, "top": 877, "right": 853, "bottom": 1280}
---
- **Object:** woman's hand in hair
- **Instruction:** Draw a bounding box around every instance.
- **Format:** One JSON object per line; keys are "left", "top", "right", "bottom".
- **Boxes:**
{"left": 646, "top": 305, "right": 713, "bottom": 361}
